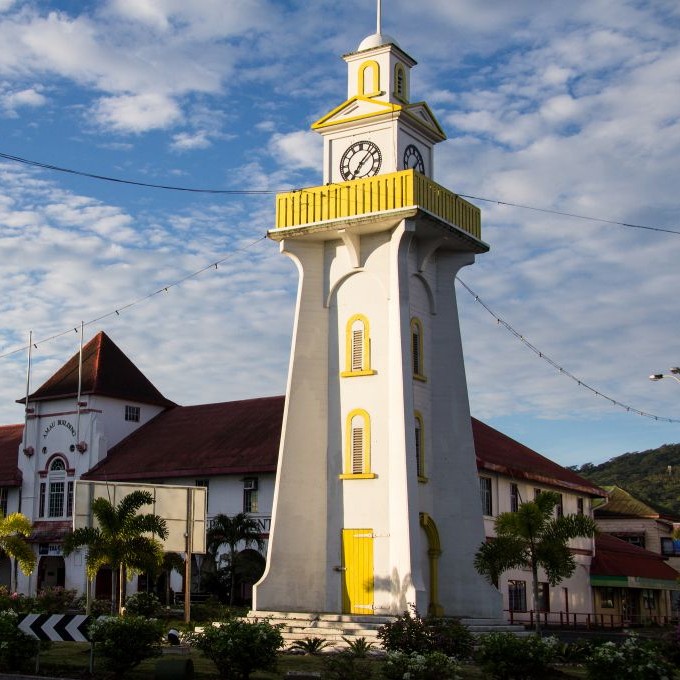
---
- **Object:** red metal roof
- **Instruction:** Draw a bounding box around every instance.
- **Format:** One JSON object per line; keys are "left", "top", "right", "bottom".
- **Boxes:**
{"left": 472, "top": 417, "right": 605, "bottom": 497}
{"left": 83, "top": 396, "right": 284, "bottom": 481}
{"left": 20, "top": 332, "right": 175, "bottom": 408}
{"left": 0, "top": 424, "right": 23, "bottom": 487}
{"left": 592, "top": 533, "right": 680, "bottom": 581}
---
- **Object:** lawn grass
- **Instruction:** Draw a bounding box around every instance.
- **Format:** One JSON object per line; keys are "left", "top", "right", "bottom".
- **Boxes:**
{"left": 31, "top": 643, "right": 594, "bottom": 679}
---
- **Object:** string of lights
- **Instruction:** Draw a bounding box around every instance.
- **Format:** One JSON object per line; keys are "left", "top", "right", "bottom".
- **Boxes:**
{"left": 1, "top": 150, "right": 678, "bottom": 235}
{"left": 456, "top": 277, "right": 680, "bottom": 424}
{"left": 0, "top": 235, "right": 267, "bottom": 361}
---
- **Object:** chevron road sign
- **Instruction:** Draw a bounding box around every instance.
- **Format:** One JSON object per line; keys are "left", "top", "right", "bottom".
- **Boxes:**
{"left": 18, "top": 613, "right": 94, "bottom": 642}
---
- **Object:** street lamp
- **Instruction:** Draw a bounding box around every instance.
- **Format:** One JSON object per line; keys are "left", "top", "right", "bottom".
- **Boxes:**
{"left": 649, "top": 367, "right": 680, "bottom": 384}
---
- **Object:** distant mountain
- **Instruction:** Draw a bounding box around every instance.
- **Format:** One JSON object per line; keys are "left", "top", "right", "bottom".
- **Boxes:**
{"left": 570, "top": 443, "right": 680, "bottom": 517}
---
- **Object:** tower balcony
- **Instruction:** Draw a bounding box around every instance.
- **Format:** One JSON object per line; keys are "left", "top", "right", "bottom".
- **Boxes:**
{"left": 274, "top": 169, "right": 482, "bottom": 243}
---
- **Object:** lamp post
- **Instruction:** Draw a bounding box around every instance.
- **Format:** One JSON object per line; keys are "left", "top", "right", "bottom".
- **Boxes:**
{"left": 649, "top": 367, "right": 680, "bottom": 384}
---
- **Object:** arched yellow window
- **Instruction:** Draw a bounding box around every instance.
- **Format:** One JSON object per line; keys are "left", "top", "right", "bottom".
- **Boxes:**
{"left": 411, "top": 317, "right": 426, "bottom": 380}
{"left": 394, "top": 63, "right": 407, "bottom": 101}
{"left": 340, "top": 409, "right": 376, "bottom": 479}
{"left": 358, "top": 60, "right": 381, "bottom": 97}
{"left": 341, "top": 314, "right": 376, "bottom": 377}
{"left": 415, "top": 411, "right": 427, "bottom": 481}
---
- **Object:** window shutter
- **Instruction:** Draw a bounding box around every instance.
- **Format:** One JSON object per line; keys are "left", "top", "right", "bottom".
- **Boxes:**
{"left": 412, "top": 331, "right": 420, "bottom": 374}
{"left": 352, "top": 329, "right": 364, "bottom": 371}
{"left": 352, "top": 427, "right": 364, "bottom": 474}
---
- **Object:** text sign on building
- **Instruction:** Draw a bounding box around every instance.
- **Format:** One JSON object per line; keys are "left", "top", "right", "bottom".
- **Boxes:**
{"left": 73, "top": 480, "right": 206, "bottom": 554}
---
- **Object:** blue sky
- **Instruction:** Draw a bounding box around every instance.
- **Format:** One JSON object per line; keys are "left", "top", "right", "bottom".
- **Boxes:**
{"left": 1, "top": 0, "right": 679, "bottom": 468}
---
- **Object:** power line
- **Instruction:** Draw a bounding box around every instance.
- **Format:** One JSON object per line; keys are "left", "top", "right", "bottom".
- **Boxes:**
{"left": 456, "top": 277, "right": 680, "bottom": 424}
{"left": 0, "top": 235, "right": 267, "bottom": 361}
{"left": 1, "top": 150, "right": 678, "bottom": 235}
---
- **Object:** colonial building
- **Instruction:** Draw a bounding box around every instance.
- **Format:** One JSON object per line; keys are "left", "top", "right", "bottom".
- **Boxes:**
{"left": 474, "top": 418, "right": 606, "bottom": 621}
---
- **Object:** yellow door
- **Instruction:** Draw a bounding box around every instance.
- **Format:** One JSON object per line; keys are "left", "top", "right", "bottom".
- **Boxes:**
{"left": 341, "top": 528, "right": 374, "bottom": 615}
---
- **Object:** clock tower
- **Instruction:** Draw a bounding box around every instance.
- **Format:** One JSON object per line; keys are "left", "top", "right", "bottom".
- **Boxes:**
{"left": 254, "top": 18, "right": 501, "bottom": 621}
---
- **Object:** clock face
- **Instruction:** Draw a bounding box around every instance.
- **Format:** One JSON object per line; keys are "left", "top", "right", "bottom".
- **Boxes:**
{"left": 403, "top": 144, "right": 425, "bottom": 173}
{"left": 340, "top": 141, "right": 382, "bottom": 181}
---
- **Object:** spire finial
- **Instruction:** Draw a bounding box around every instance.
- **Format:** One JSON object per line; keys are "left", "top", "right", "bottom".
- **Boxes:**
{"left": 377, "top": 0, "right": 382, "bottom": 34}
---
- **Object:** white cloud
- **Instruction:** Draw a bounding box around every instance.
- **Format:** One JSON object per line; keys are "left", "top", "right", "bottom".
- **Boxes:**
{"left": 269, "top": 130, "right": 322, "bottom": 171}
{"left": 170, "top": 131, "right": 211, "bottom": 151}
{"left": 1, "top": 86, "right": 46, "bottom": 114}
{"left": 93, "top": 93, "right": 182, "bottom": 133}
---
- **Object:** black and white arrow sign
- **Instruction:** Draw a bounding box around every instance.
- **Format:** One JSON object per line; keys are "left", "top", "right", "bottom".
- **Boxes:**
{"left": 18, "top": 614, "right": 93, "bottom": 642}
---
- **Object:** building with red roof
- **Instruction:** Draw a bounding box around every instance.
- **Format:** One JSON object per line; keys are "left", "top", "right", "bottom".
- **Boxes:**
{"left": 2, "top": 330, "right": 677, "bottom": 622}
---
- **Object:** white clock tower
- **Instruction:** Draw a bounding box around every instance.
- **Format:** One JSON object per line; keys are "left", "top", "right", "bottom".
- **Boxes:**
{"left": 254, "top": 13, "right": 501, "bottom": 620}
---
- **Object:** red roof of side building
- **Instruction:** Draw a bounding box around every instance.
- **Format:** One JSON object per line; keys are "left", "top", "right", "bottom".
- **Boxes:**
{"left": 472, "top": 418, "right": 605, "bottom": 497}
{"left": 19, "top": 331, "right": 176, "bottom": 409}
{"left": 82, "top": 396, "right": 284, "bottom": 481}
{"left": 592, "top": 533, "right": 680, "bottom": 582}
{"left": 0, "top": 424, "right": 23, "bottom": 487}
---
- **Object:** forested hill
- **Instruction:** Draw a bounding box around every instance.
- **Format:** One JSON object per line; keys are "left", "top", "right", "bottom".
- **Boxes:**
{"left": 570, "top": 443, "right": 680, "bottom": 517}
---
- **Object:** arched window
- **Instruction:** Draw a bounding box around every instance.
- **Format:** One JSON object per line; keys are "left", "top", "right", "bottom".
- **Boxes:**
{"left": 394, "top": 63, "right": 407, "bottom": 101}
{"left": 340, "top": 409, "right": 376, "bottom": 479}
{"left": 341, "top": 314, "right": 376, "bottom": 377}
{"left": 411, "top": 317, "right": 426, "bottom": 380}
{"left": 39, "top": 457, "right": 73, "bottom": 519}
{"left": 358, "top": 60, "right": 381, "bottom": 97}
{"left": 415, "top": 411, "right": 426, "bottom": 481}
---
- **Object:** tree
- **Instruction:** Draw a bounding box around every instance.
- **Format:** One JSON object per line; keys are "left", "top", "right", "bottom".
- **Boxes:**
{"left": 207, "top": 513, "right": 264, "bottom": 605}
{"left": 474, "top": 491, "right": 596, "bottom": 633}
{"left": 63, "top": 490, "right": 168, "bottom": 614}
{"left": 0, "top": 512, "right": 36, "bottom": 590}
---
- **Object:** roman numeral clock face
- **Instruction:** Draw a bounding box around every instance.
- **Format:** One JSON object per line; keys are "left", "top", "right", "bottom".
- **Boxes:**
{"left": 339, "top": 141, "right": 382, "bottom": 181}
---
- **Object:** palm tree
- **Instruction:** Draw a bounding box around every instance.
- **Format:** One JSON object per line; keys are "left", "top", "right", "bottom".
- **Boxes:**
{"left": 474, "top": 490, "right": 596, "bottom": 633}
{"left": 63, "top": 490, "right": 168, "bottom": 614}
{"left": 0, "top": 512, "right": 36, "bottom": 591}
{"left": 207, "top": 513, "right": 264, "bottom": 605}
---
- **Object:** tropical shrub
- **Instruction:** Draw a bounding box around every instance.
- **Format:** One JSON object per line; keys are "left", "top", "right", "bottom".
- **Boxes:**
{"left": 35, "top": 586, "right": 79, "bottom": 613}
{"left": 89, "top": 615, "right": 164, "bottom": 677}
{"left": 377, "top": 606, "right": 473, "bottom": 659}
{"left": 0, "top": 586, "right": 34, "bottom": 613}
{"left": 382, "top": 651, "right": 461, "bottom": 680}
{"left": 125, "top": 591, "right": 161, "bottom": 617}
{"left": 0, "top": 609, "right": 40, "bottom": 672}
{"left": 475, "top": 632, "right": 558, "bottom": 680}
{"left": 325, "top": 649, "right": 375, "bottom": 680}
{"left": 342, "top": 635, "right": 376, "bottom": 657}
{"left": 190, "top": 618, "right": 284, "bottom": 679}
{"left": 585, "top": 635, "right": 674, "bottom": 679}
{"left": 289, "top": 636, "right": 332, "bottom": 654}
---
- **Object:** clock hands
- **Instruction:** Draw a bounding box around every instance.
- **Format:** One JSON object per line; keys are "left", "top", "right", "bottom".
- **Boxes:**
{"left": 351, "top": 150, "right": 374, "bottom": 179}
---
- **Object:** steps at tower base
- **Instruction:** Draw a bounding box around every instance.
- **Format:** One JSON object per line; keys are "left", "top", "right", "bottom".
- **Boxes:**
{"left": 245, "top": 611, "right": 529, "bottom": 649}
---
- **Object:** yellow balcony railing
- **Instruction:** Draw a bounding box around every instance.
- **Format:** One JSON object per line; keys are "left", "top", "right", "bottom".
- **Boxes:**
{"left": 275, "top": 170, "right": 481, "bottom": 240}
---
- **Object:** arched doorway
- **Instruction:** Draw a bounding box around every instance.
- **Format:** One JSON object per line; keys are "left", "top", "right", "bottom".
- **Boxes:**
{"left": 235, "top": 549, "right": 266, "bottom": 605}
{"left": 419, "top": 513, "right": 443, "bottom": 616}
{"left": 37, "top": 556, "right": 65, "bottom": 591}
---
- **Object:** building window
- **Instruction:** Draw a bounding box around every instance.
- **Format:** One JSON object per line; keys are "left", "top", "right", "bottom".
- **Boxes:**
{"left": 614, "top": 533, "right": 646, "bottom": 549}
{"left": 195, "top": 479, "right": 209, "bottom": 509}
{"left": 510, "top": 483, "right": 519, "bottom": 513}
{"left": 555, "top": 494, "right": 564, "bottom": 518}
{"left": 479, "top": 477, "right": 492, "bottom": 516}
{"left": 341, "top": 314, "right": 375, "bottom": 377}
{"left": 48, "top": 481, "right": 65, "bottom": 518}
{"left": 0, "top": 487, "right": 7, "bottom": 516}
{"left": 537, "top": 582, "right": 550, "bottom": 612}
{"left": 599, "top": 587, "right": 615, "bottom": 609}
{"left": 125, "top": 405, "right": 140, "bottom": 422}
{"left": 243, "top": 478, "right": 258, "bottom": 513}
{"left": 394, "top": 63, "right": 407, "bottom": 100}
{"left": 642, "top": 589, "right": 656, "bottom": 611}
{"left": 534, "top": 488, "right": 542, "bottom": 500}
{"left": 340, "top": 409, "right": 375, "bottom": 479}
{"left": 577, "top": 497, "right": 584, "bottom": 515}
{"left": 46, "top": 457, "right": 68, "bottom": 519}
{"left": 39, "top": 483, "right": 46, "bottom": 518}
{"left": 358, "top": 59, "right": 380, "bottom": 97}
{"left": 67, "top": 481, "right": 74, "bottom": 517}
{"left": 414, "top": 412, "right": 426, "bottom": 480}
{"left": 508, "top": 580, "right": 527, "bottom": 612}
{"left": 411, "top": 318, "right": 425, "bottom": 380}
